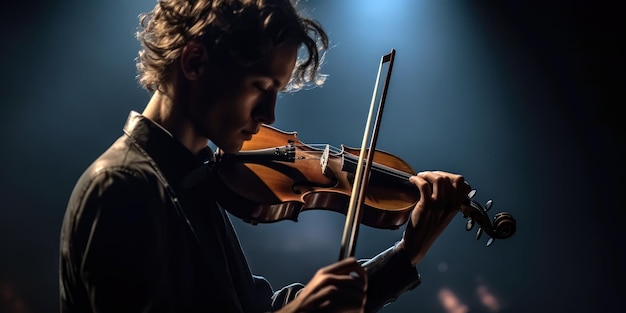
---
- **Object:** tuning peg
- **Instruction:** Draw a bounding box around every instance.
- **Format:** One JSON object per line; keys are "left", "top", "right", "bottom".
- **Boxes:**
{"left": 484, "top": 199, "right": 493, "bottom": 212}
{"left": 468, "top": 189, "right": 477, "bottom": 199}
{"left": 486, "top": 237, "right": 495, "bottom": 247}
{"left": 465, "top": 218, "right": 474, "bottom": 231}
{"left": 476, "top": 227, "right": 483, "bottom": 240}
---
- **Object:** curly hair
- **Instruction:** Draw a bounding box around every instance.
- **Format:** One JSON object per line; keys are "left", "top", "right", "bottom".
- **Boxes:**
{"left": 136, "top": 0, "right": 329, "bottom": 92}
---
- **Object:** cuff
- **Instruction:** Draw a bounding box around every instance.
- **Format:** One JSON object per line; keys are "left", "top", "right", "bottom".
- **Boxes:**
{"left": 359, "top": 242, "right": 421, "bottom": 312}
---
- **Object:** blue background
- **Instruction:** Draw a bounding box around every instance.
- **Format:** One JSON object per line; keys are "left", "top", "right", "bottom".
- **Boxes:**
{"left": 0, "top": 1, "right": 623, "bottom": 312}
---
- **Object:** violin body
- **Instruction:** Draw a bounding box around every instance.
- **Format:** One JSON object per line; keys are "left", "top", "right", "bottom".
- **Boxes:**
{"left": 215, "top": 125, "right": 516, "bottom": 243}
{"left": 216, "top": 125, "right": 418, "bottom": 229}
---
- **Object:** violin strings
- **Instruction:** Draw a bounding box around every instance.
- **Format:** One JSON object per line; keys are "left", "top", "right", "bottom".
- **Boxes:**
{"left": 292, "top": 143, "right": 343, "bottom": 153}
{"left": 288, "top": 143, "right": 343, "bottom": 161}
{"left": 342, "top": 154, "right": 412, "bottom": 181}
{"left": 286, "top": 143, "right": 412, "bottom": 182}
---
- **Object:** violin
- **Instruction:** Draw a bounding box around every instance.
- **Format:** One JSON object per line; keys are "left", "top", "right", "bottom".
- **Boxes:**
{"left": 212, "top": 49, "right": 515, "bottom": 255}
{"left": 214, "top": 124, "right": 517, "bottom": 247}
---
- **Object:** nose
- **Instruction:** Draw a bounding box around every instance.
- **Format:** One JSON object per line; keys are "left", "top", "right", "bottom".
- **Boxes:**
{"left": 253, "top": 92, "right": 276, "bottom": 125}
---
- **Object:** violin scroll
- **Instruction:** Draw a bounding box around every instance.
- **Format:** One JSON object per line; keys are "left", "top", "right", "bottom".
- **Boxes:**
{"left": 461, "top": 189, "right": 517, "bottom": 247}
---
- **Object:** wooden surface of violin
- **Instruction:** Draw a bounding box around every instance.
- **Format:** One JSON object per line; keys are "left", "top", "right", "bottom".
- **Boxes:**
{"left": 216, "top": 125, "right": 418, "bottom": 229}
{"left": 215, "top": 125, "right": 516, "bottom": 244}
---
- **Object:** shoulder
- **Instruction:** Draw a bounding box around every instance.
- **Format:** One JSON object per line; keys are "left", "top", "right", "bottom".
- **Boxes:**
{"left": 65, "top": 136, "right": 166, "bottom": 224}
{"left": 75, "top": 135, "right": 159, "bottom": 197}
{"left": 61, "top": 136, "right": 176, "bottom": 246}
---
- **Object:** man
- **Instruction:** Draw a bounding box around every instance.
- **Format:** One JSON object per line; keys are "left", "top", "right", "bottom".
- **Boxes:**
{"left": 59, "top": 0, "right": 471, "bottom": 312}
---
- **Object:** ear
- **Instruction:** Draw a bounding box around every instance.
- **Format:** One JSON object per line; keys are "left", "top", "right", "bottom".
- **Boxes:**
{"left": 180, "top": 41, "right": 209, "bottom": 80}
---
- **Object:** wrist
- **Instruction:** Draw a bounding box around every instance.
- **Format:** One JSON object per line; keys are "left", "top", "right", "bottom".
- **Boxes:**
{"left": 396, "top": 239, "right": 422, "bottom": 267}
{"left": 395, "top": 239, "right": 406, "bottom": 254}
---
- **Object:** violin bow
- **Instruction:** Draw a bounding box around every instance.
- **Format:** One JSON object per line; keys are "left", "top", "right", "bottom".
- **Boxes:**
{"left": 338, "top": 49, "right": 396, "bottom": 260}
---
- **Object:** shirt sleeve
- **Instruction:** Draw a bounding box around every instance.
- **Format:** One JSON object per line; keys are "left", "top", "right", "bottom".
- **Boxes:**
{"left": 66, "top": 168, "right": 170, "bottom": 313}
{"left": 359, "top": 242, "right": 422, "bottom": 312}
{"left": 255, "top": 244, "right": 421, "bottom": 313}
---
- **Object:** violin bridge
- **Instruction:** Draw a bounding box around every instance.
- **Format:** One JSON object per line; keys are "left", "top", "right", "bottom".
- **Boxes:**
{"left": 320, "top": 144, "right": 330, "bottom": 175}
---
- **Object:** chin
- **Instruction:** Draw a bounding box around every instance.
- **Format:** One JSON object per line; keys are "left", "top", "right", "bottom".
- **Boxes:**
{"left": 219, "top": 141, "right": 244, "bottom": 154}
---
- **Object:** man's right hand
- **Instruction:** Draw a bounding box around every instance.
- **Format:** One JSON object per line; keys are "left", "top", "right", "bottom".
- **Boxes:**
{"left": 278, "top": 257, "right": 367, "bottom": 313}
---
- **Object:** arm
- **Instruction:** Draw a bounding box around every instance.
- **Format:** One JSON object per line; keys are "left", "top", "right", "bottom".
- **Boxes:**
{"left": 263, "top": 171, "right": 468, "bottom": 313}
{"left": 401, "top": 171, "right": 471, "bottom": 266}
{"left": 360, "top": 243, "right": 421, "bottom": 312}
{"left": 260, "top": 248, "right": 418, "bottom": 313}
{"left": 64, "top": 168, "right": 169, "bottom": 312}
{"left": 362, "top": 171, "right": 471, "bottom": 312}
{"left": 273, "top": 258, "right": 367, "bottom": 313}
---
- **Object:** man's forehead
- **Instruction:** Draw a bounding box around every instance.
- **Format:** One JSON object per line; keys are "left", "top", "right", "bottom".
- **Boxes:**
{"left": 247, "top": 45, "right": 297, "bottom": 85}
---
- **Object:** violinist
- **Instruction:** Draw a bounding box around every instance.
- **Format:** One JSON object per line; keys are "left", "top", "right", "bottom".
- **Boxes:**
{"left": 59, "top": 0, "right": 471, "bottom": 312}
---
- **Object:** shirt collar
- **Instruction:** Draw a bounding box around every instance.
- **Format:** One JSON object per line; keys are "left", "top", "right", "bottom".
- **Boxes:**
{"left": 122, "top": 110, "right": 215, "bottom": 187}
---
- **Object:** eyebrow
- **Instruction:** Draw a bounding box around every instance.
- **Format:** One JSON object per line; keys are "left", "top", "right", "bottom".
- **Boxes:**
{"left": 250, "top": 61, "right": 292, "bottom": 91}
{"left": 264, "top": 73, "right": 289, "bottom": 91}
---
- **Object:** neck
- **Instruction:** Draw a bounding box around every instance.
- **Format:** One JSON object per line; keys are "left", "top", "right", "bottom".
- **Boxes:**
{"left": 142, "top": 90, "right": 208, "bottom": 154}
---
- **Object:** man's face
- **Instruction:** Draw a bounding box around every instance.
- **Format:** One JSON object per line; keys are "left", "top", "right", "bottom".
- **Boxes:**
{"left": 189, "top": 44, "right": 298, "bottom": 154}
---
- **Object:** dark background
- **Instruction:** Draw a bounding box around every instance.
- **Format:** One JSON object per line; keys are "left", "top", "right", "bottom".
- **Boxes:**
{"left": 1, "top": 1, "right": 623, "bottom": 312}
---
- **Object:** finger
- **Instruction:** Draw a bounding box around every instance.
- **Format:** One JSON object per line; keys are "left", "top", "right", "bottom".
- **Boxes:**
{"left": 348, "top": 261, "right": 367, "bottom": 287}
{"left": 314, "top": 285, "right": 366, "bottom": 312}
{"left": 323, "top": 272, "right": 366, "bottom": 288}
{"left": 328, "top": 287, "right": 367, "bottom": 311}
{"left": 454, "top": 176, "right": 472, "bottom": 198}
{"left": 409, "top": 174, "right": 432, "bottom": 206}
{"left": 313, "top": 261, "right": 367, "bottom": 293}
{"left": 417, "top": 171, "right": 450, "bottom": 204}
{"left": 304, "top": 277, "right": 366, "bottom": 307}
{"left": 319, "top": 257, "right": 363, "bottom": 276}
{"left": 431, "top": 171, "right": 468, "bottom": 191}
{"left": 432, "top": 171, "right": 472, "bottom": 205}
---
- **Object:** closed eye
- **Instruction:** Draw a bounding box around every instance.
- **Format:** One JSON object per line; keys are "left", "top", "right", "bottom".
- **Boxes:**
{"left": 255, "top": 82, "right": 271, "bottom": 93}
